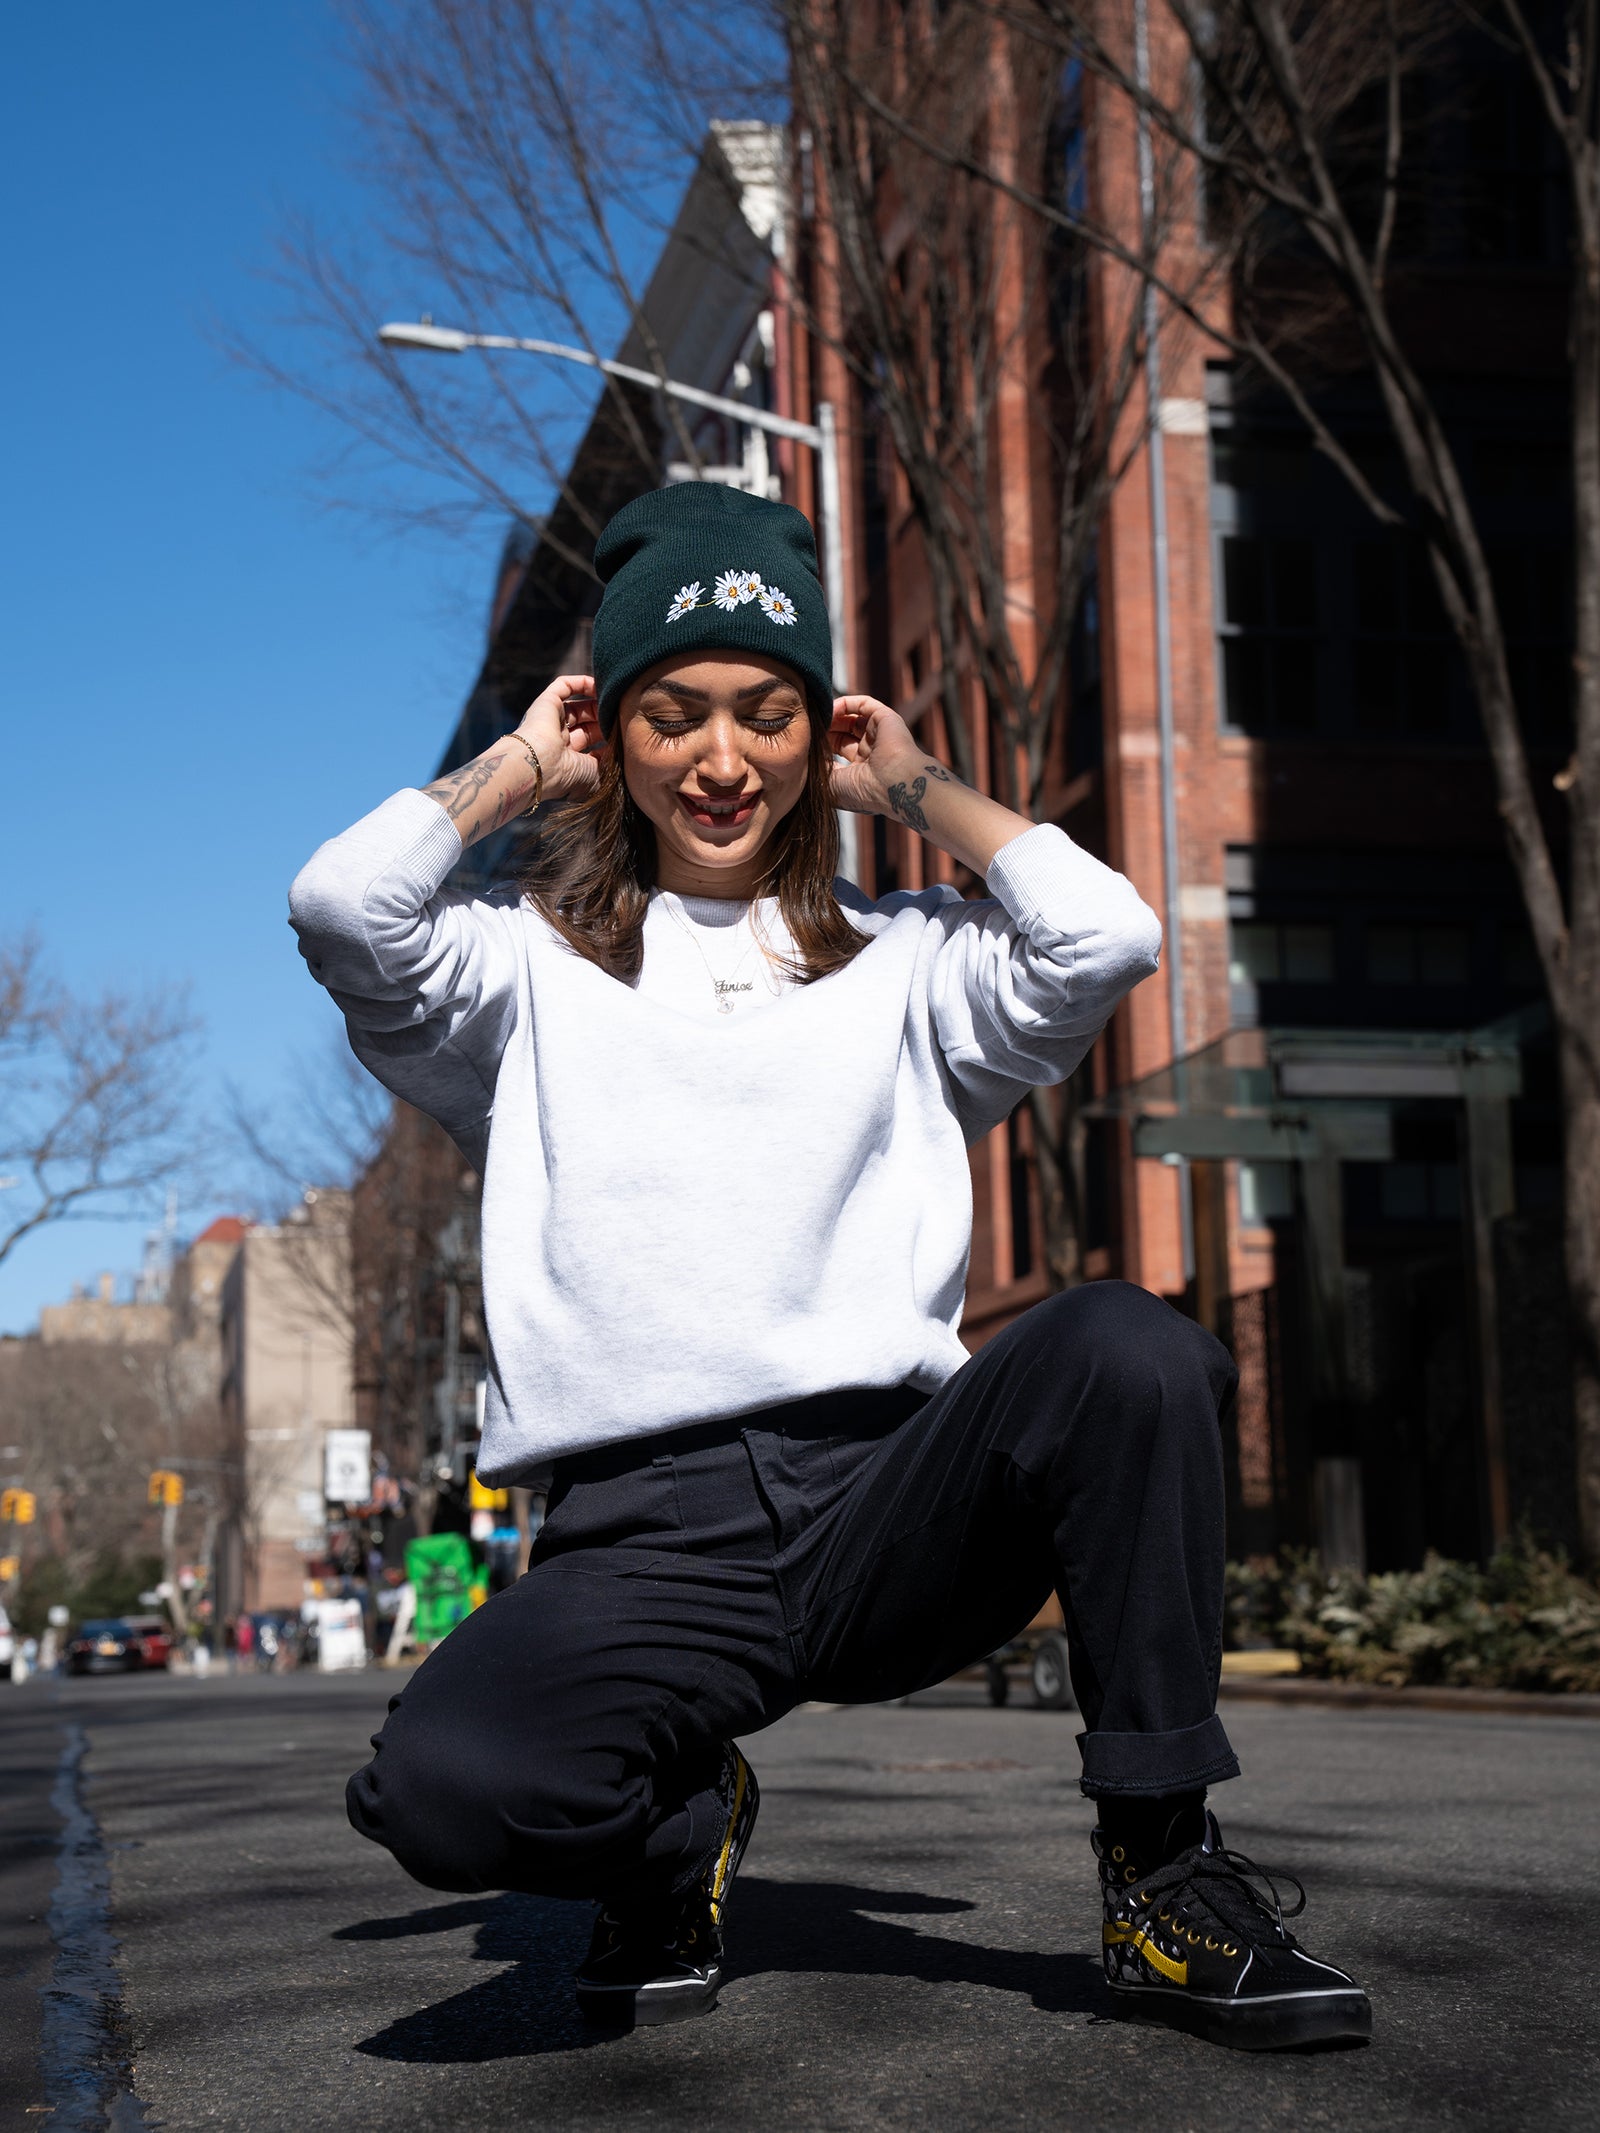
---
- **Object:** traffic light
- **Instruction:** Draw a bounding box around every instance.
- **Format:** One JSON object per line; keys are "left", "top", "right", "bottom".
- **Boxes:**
{"left": 1, "top": 1489, "right": 36, "bottom": 1524}
{"left": 468, "top": 1472, "right": 508, "bottom": 1512}
{"left": 147, "top": 1470, "right": 184, "bottom": 1507}
{"left": 0, "top": 1556, "right": 17, "bottom": 1581}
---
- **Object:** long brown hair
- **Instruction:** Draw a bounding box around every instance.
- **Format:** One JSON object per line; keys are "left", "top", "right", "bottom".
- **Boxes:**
{"left": 517, "top": 715, "right": 868, "bottom": 986}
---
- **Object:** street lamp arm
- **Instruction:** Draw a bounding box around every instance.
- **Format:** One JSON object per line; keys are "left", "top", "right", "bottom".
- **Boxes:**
{"left": 378, "top": 322, "right": 824, "bottom": 450}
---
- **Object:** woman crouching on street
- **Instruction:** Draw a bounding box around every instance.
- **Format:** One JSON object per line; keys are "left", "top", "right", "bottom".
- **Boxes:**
{"left": 289, "top": 480, "right": 1369, "bottom": 2051}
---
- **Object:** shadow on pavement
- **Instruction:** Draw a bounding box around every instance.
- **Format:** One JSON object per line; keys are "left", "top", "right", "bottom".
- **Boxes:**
{"left": 343, "top": 1878, "right": 1106, "bottom": 2064}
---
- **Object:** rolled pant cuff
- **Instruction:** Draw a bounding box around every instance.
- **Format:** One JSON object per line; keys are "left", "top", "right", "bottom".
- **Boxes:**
{"left": 1076, "top": 1713, "right": 1240, "bottom": 1797}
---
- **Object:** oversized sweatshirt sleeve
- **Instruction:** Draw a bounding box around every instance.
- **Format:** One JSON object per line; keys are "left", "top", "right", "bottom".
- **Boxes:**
{"left": 287, "top": 789, "right": 522, "bottom": 1163}
{"left": 925, "top": 822, "right": 1162, "bottom": 1139}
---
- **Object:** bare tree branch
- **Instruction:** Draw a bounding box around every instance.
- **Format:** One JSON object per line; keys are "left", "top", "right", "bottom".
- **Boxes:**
{"left": 0, "top": 940, "right": 199, "bottom": 1274}
{"left": 229, "top": 0, "right": 788, "bottom": 546}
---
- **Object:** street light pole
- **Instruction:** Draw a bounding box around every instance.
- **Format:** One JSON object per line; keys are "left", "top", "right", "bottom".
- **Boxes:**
{"left": 378, "top": 321, "right": 849, "bottom": 694}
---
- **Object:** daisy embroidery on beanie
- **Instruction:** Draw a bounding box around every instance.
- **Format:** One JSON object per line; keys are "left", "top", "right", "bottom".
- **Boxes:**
{"left": 712, "top": 568, "right": 762, "bottom": 612}
{"left": 664, "top": 569, "right": 797, "bottom": 625}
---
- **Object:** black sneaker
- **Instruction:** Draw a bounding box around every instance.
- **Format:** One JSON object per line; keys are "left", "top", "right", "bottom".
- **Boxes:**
{"left": 575, "top": 1745, "right": 760, "bottom": 2027}
{"left": 1095, "top": 1810, "right": 1372, "bottom": 2051}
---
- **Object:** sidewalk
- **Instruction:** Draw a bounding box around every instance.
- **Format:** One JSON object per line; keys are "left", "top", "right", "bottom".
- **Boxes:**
{"left": 1218, "top": 1674, "right": 1600, "bottom": 1718}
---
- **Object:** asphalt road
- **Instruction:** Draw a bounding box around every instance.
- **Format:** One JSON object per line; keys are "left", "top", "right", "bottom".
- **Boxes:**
{"left": 3, "top": 1670, "right": 1597, "bottom": 2133}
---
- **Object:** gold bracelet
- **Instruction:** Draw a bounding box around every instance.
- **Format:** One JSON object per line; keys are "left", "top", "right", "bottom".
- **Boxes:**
{"left": 504, "top": 730, "right": 544, "bottom": 817}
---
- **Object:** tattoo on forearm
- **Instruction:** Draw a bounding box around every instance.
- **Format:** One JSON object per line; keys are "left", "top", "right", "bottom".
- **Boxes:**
{"left": 887, "top": 776, "right": 931, "bottom": 833}
{"left": 886, "top": 760, "right": 959, "bottom": 834}
{"left": 422, "top": 752, "right": 505, "bottom": 826}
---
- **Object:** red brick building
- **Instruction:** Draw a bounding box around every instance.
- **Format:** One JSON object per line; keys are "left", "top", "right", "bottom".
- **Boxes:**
{"left": 421, "top": 48, "right": 1573, "bottom": 1567}
{"left": 773, "top": 16, "right": 1570, "bottom": 1568}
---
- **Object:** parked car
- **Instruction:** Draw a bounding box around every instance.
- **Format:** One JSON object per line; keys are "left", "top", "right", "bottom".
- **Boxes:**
{"left": 0, "top": 1604, "right": 14, "bottom": 1677}
{"left": 66, "top": 1615, "right": 173, "bottom": 1674}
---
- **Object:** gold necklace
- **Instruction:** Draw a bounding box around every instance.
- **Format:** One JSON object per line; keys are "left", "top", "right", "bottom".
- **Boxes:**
{"left": 659, "top": 894, "right": 771, "bottom": 1014}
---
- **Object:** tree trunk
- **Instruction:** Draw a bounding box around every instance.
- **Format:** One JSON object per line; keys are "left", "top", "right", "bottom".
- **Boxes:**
{"left": 1561, "top": 115, "right": 1600, "bottom": 1564}
{"left": 1560, "top": 1025, "right": 1600, "bottom": 1563}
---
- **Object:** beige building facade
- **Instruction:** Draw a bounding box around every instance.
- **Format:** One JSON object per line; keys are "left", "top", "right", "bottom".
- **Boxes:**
{"left": 39, "top": 1270, "right": 172, "bottom": 1346}
{"left": 219, "top": 1190, "right": 355, "bottom": 1613}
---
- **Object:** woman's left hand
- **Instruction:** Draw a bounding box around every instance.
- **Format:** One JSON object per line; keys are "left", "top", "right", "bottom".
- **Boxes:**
{"left": 828, "top": 692, "right": 1038, "bottom": 877}
{"left": 828, "top": 696, "right": 923, "bottom": 814}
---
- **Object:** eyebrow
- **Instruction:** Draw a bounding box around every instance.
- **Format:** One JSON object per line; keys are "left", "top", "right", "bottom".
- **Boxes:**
{"left": 644, "top": 678, "right": 798, "bottom": 705}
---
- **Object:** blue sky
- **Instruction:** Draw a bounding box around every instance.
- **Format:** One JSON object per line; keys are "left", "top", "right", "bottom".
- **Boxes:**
{"left": 0, "top": 5, "right": 526, "bottom": 1330}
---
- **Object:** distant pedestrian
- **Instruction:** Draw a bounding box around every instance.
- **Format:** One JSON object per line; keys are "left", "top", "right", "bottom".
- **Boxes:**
{"left": 293, "top": 481, "right": 1367, "bottom": 2051}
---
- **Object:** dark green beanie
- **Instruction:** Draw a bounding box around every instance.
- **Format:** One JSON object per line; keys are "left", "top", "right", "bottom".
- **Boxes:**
{"left": 591, "top": 483, "right": 834, "bottom": 735}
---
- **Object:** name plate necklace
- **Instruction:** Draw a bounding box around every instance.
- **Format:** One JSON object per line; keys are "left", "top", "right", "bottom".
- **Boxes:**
{"left": 661, "top": 894, "right": 772, "bottom": 1013}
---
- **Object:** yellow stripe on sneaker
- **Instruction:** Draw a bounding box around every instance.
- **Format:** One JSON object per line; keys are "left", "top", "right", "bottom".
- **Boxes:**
{"left": 709, "top": 1754, "right": 747, "bottom": 1921}
{"left": 1104, "top": 1919, "right": 1188, "bottom": 1986}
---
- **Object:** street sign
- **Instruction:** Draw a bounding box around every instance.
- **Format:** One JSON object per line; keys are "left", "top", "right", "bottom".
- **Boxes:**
{"left": 312, "top": 1597, "right": 366, "bottom": 1672}
{"left": 324, "top": 1429, "right": 372, "bottom": 1503}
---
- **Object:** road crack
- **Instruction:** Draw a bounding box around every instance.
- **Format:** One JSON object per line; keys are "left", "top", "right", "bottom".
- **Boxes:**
{"left": 39, "top": 1723, "right": 150, "bottom": 2130}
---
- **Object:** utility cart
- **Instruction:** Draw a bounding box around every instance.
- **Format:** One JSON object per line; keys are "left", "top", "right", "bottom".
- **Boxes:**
{"left": 982, "top": 1594, "right": 1076, "bottom": 1710}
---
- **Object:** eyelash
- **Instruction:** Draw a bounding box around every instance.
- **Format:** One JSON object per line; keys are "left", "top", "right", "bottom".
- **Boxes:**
{"left": 646, "top": 716, "right": 796, "bottom": 738}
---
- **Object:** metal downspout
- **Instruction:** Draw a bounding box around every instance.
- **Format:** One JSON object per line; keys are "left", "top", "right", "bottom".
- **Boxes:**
{"left": 1135, "top": 0, "right": 1193, "bottom": 1281}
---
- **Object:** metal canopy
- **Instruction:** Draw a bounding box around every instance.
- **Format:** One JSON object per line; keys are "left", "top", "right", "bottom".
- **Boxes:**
{"left": 1084, "top": 1023, "right": 1524, "bottom": 1162}
{"left": 1085, "top": 1011, "right": 1546, "bottom": 1553}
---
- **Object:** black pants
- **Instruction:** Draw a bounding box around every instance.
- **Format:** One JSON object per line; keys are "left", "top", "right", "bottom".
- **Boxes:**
{"left": 348, "top": 1282, "right": 1240, "bottom": 1902}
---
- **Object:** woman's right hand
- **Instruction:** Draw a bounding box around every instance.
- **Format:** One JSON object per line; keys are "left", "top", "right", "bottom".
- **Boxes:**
{"left": 516, "top": 674, "right": 603, "bottom": 802}
{"left": 422, "top": 673, "right": 605, "bottom": 847}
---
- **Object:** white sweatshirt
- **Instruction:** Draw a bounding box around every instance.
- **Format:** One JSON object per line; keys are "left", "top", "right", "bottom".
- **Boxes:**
{"left": 288, "top": 790, "right": 1161, "bottom": 1480}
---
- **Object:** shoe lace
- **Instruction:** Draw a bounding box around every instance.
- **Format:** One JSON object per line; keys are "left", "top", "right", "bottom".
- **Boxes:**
{"left": 593, "top": 1884, "right": 712, "bottom": 1958}
{"left": 1126, "top": 1841, "right": 1307, "bottom": 1947}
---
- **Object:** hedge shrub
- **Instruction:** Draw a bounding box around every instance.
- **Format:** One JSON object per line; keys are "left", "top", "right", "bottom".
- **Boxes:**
{"left": 1224, "top": 1535, "right": 1600, "bottom": 1693}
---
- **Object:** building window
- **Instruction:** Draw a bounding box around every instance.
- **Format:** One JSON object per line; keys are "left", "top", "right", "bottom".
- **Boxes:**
{"left": 1352, "top": 539, "right": 1453, "bottom": 736}
{"left": 1238, "top": 1159, "right": 1293, "bottom": 1226}
{"left": 1217, "top": 535, "right": 1319, "bottom": 734}
{"left": 1379, "top": 1161, "right": 1461, "bottom": 1223}
{"left": 1365, "top": 924, "right": 1470, "bottom": 987}
{"left": 1228, "top": 919, "right": 1335, "bottom": 987}
{"left": 1463, "top": 62, "right": 1563, "bottom": 265}
{"left": 1499, "top": 923, "right": 1542, "bottom": 991}
{"left": 1068, "top": 558, "right": 1104, "bottom": 772}
{"left": 1490, "top": 541, "right": 1572, "bottom": 745}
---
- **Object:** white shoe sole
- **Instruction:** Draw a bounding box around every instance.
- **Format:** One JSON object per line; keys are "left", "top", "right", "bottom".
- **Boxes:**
{"left": 1108, "top": 1979, "right": 1373, "bottom": 2051}
{"left": 576, "top": 1964, "right": 723, "bottom": 2028}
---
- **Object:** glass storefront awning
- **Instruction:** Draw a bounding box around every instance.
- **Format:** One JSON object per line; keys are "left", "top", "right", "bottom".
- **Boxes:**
{"left": 1083, "top": 1019, "right": 1532, "bottom": 1163}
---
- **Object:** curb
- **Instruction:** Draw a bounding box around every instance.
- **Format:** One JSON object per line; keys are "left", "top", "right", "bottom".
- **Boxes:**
{"left": 1217, "top": 1675, "right": 1600, "bottom": 1719}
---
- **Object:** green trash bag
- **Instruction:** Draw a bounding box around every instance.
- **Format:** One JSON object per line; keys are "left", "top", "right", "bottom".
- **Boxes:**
{"left": 405, "top": 1532, "right": 478, "bottom": 1647}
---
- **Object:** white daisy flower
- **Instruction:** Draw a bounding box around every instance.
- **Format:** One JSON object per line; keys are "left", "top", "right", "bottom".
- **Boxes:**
{"left": 735, "top": 569, "right": 764, "bottom": 603}
{"left": 665, "top": 581, "right": 703, "bottom": 622}
{"left": 712, "top": 569, "right": 747, "bottom": 611}
{"left": 758, "top": 584, "right": 798, "bottom": 625}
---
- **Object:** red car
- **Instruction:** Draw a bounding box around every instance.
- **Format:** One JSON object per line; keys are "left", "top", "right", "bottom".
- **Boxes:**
{"left": 66, "top": 1615, "right": 173, "bottom": 1674}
